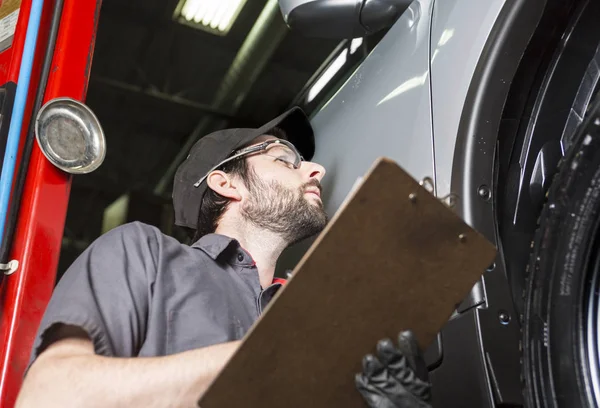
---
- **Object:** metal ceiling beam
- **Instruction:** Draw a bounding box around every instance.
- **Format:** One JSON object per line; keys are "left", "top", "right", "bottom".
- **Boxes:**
{"left": 211, "top": 0, "right": 288, "bottom": 112}
{"left": 153, "top": 0, "right": 289, "bottom": 195}
{"left": 91, "top": 76, "right": 238, "bottom": 121}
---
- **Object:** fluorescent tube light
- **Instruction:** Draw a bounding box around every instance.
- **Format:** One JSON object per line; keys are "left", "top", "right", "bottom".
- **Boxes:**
{"left": 175, "top": 0, "right": 248, "bottom": 35}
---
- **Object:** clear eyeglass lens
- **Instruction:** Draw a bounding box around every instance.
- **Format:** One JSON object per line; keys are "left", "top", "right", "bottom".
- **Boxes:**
{"left": 264, "top": 143, "right": 300, "bottom": 167}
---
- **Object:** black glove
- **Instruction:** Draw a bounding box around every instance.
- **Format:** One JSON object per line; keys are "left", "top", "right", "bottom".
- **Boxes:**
{"left": 355, "top": 330, "right": 433, "bottom": 408}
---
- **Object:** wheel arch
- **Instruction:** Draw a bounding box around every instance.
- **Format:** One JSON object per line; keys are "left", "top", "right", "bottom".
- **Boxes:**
{"left": 450, "top": 0, "right": 549, "bottom": 242}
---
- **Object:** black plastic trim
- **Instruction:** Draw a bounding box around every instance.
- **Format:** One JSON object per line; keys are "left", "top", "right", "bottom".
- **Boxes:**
{"left": 286, "top": 0, "right": 367, "bottom": 39}
{"left": 450, "top": 0, "right": 546, "bottom": 239}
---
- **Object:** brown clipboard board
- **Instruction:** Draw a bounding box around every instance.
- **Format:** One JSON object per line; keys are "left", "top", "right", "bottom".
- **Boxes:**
{"left": 198, "top": 157, "right": 497, "bottom": 408}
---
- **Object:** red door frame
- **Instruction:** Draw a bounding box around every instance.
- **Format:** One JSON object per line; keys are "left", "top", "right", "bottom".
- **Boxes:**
{"left": 0, "top": 0, "right": 101, "bottom": 405}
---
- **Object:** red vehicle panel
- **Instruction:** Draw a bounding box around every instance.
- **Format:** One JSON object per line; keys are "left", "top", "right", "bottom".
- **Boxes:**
{"left": 0, "top": 0, "right": 101, "bottom": 405}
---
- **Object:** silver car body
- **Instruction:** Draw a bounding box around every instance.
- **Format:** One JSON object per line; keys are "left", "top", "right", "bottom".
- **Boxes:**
{"left": 290, "top": 0, "right": 531, "bottom": 406}
{"left": 311, "top": 0, "right": 505, "bottom": 225}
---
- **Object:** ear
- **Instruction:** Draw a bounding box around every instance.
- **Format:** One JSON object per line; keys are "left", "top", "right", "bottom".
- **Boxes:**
{"left": 206, "top": 170, "right": 242, "bottom": 201}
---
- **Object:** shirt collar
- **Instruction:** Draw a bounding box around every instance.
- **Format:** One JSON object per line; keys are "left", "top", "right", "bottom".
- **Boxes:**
{"left": 191, "top": 233, "right": 288, "bottom": 285}
{"left": 192, "top": 233, "right": 256, "bottom": 266}
{"left": 191, "top": 233, "right": 238, "bottom": 260}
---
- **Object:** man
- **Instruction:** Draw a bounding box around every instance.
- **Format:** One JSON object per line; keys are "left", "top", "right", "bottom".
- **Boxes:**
{"left": 16, "top": 107, "right": 432, "bottom": 408}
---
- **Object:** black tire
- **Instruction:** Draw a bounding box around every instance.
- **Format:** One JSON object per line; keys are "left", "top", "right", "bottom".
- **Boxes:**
{"left": 522, "top": 95, "right": 600, "bottom": 407}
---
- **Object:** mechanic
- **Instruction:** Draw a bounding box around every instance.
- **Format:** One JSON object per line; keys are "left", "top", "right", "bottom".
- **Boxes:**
{"left": 16, "top": 107, "right": 433, "bottom": 408}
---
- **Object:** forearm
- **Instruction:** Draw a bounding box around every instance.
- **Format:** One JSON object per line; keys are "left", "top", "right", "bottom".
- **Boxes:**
{"left": 17, "top": 339, "right": 241, "bottom": 408}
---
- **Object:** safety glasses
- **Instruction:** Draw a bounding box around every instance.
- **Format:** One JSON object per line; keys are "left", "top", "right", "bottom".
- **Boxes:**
{"left": 193, "top": 139, "right": 303, "bottom": 188}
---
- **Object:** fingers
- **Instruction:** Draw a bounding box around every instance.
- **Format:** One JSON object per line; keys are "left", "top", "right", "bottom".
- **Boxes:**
{"left": 355, "top": 372, "right": 395, "bottom": 408}
{"left": 358, "top": 352, "right": 432, "bottom": 408}
{"left": 397, "top": 330, "right": 429, "bottom": 383}
{"left": 357, "top": 355, "right": 399, "bottom": 408}
{"left": 376, "top": 338, "right": 410, "bottom": 383}
{"left": 363, "top": 353, "right": 384, "bottom": 374}
{"left": 363, "top": 352, "right": 404, "bottom": 392}
{"left": 376, "top": 333, "right": 432, "bottom": 402}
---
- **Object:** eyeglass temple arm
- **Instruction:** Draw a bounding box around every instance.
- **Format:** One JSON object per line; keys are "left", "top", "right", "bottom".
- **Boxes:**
{"left": 193, "top": 143, "right": 268, "bottom": 187}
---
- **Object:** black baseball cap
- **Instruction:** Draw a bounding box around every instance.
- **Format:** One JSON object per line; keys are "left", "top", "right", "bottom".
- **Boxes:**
{"left": 172, "top": 106, "right": 315, "bottom": 230}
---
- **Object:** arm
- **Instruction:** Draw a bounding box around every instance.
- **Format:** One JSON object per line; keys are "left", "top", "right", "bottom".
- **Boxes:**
{"left": 17, "top": 325, "right": 240, "bottom": 408}
{"left": 18, "top": 224, "right": 225, "bottom": 407}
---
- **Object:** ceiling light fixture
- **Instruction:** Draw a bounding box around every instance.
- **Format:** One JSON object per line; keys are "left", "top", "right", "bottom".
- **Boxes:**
{"left": 173, "top": 0, "right": 248, "bottom": 35}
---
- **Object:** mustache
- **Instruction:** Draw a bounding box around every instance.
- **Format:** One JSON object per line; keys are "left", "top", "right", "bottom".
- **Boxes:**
{"left": 302, "top": 179, "right": 322, "bottom": 194}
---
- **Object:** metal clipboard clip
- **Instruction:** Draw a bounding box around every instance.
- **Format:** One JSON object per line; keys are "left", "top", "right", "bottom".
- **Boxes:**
{"left": 415, "top": 176, "right": 458, "bottom": 209}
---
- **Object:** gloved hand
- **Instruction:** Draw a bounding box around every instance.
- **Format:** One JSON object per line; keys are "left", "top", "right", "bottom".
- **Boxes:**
{"left": 355, "top": 330, "right": 433, "bottom": 408}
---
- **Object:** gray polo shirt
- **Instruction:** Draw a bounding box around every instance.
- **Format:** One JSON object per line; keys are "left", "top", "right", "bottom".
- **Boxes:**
{"left": 28, "top": 221, "right": 283, "bottom": 365}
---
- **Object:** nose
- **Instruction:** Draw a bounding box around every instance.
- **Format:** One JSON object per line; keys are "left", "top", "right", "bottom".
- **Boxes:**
{"left": 302, "top": 161, "right": 326, "bottom": 182}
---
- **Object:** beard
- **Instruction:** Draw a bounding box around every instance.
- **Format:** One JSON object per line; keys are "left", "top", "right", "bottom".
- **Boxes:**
{"left": 241, "top": 175, "right": 329, "bottom": 246}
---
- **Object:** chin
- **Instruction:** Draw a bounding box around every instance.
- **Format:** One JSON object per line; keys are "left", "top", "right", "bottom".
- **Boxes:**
{"left": 305, "top": 196, "right": 323, "bottom": 208}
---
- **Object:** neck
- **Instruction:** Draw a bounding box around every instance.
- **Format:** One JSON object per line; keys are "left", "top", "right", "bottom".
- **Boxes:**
{"left": 215, "top": 218, "right": 288, "bottom": 289}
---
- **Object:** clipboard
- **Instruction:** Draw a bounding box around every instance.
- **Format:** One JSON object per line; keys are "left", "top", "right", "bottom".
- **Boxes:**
{"left": 198, "top": 157, "right": 497, "bottom": 408}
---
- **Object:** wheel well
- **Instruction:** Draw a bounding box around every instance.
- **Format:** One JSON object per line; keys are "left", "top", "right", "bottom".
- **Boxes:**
{"left": 450, "top": 0, "right": 592, "bottom": 314}
{"left": 497, "top": 0, "right": 600, "bottom": 314}
{"left": 450, "top": 0, "right": 550, "bottom": 244}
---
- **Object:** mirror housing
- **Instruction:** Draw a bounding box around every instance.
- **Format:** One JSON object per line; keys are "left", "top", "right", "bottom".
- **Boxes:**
{"left": 278, "top": 0, "right": 412, "bottom": 39}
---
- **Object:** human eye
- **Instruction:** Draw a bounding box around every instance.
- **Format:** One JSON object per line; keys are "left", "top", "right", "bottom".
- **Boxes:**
{"left": 282, "top": 149, "right": 297, "bottom": 162}
{"left": 274, "top": 157, "right": 294, "bottom": 168}
{"left": 265, "top": 145, "right": 294, "bottom": 164}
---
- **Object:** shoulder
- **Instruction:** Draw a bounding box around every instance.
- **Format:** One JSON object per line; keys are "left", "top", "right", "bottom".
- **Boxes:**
{"left": 80, "top": 222, "right": 175, "bottom": 270}
{"left": 92, "top": 221, "right": 169, "bottom": 250}
{"left": 95, "top": 222, "right": 196, "bottom": 262}
{"left": 69, "top": 222, "right": 186, "bottom": 283}
{"left": 102, "top": 221, "right": 161, "bottom": 239}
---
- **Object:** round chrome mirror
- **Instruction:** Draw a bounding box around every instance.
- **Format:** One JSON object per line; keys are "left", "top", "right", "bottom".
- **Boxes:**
{"left": 35, "top": 97, "right": 106, "bottom": 174}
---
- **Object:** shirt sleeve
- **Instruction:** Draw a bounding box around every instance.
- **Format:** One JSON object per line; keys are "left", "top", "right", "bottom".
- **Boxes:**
{"left": 27, "top": 222, "right": 159, "bottom": 366}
